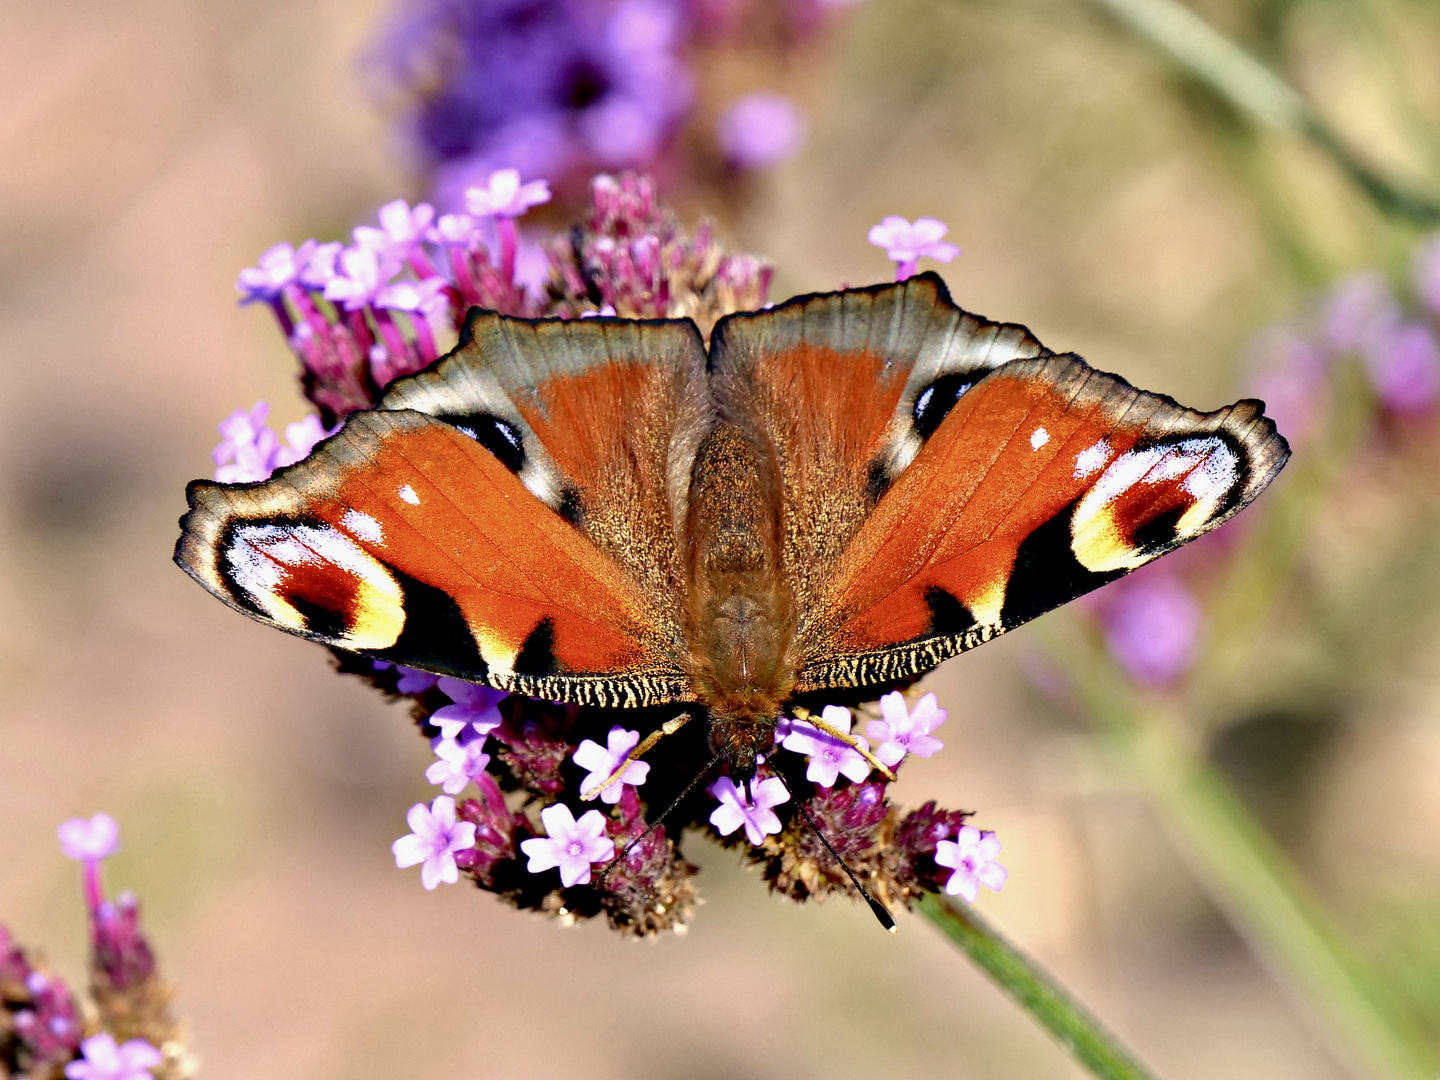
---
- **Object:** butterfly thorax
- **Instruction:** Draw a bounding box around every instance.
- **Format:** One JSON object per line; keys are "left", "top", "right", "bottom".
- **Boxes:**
{"left": 683, "top": 423, "right": 797, "bottom": 779}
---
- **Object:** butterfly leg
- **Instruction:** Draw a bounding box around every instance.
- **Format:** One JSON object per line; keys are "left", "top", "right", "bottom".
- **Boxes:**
{"left": 582, "top": 711, "right": 694, "bottom": 802}
{"left": 790, "top": 705, "right": 898, "bottom": 782}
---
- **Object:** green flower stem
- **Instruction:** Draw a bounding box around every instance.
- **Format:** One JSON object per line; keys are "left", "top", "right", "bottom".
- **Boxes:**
{"left": 1082, "top": 0, "right": 1440, "bottom": 225}
{"left": 916, "top": 893, "right": 1163, "bottom": 1080}
{"left": 1047, "top": 631, "right": 1440, "bottom": 1080}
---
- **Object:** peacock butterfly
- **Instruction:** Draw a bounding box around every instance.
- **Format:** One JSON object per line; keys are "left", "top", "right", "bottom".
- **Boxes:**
{"left": 175, "top": 273, "right": 1289, "bottom": 780}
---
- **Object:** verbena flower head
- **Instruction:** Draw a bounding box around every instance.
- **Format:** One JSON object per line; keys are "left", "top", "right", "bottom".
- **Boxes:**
{"left": 64, "top": 1033, "right": 163, "bottom": 1080}
{"left": 230, "top": 174, "right": 992, "bottom": 936}
{"left": 781, "top": 705, "right": 872, "bottom": 787}
{"left": 574, "top": 725, "right": 650, "bottom": 804}
{"left": 393, "top": 796, "right": 478, "bottom": 890}
{"left": 520, "top": 804, "right": 615, "bottom": 887}
{"left": 868, "top": 215, "right": 960, "bottom": 280}
{"left": 935, "top": 825, "right": 1007, "bottom": 903}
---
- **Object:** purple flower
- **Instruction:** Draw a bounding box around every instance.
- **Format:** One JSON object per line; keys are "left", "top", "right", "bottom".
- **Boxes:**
{"left": 934, "top": 825, "right": 1007, "bottom": 902}
{"left": 464, "top": 169, "right": 551, "bottom": 218}
{"left": 376, "top": 275, "right": 450, "bottom": 316}
{"left": 373, "top": 660, "right": 441, "bottom": 694}
{"left": 432, "top": 677, "right": 506, "bottom": 738}
{"left": 865, "top": 691, "right": 946, "bottom": 768}
{"left": 1101, "top": 568, "right": 1202, "bottom": 688}
{"left": 236, "top": 241, "right": 317, "bottom": 303}
{"left": 1323, "top": 271, "right": 1400, "bottom": 354}
{"left": 429, "top": 212, "right": 478, "bottom": 246}
{"left": 273, "top": 414, "right": 331, "bottom": 467}
{"left": 781, "top": 705, "right": 872, "bottom": 787}
{"left": 353, "top": 198, "right": 436, "bottom": 258}
{"left": 212, "top": 403, "right": 331, "bottom": 483}
{"left": 708, "top": 775, "right": 788, "bottom": 845}
{"left": 425, "top": 737, "right": 492, "bottom": 795}
{"left": 1363, "top": 320, "right": 1440, "bottom": 413}
{"left": 323, "top": 244, "right": 402, "bottom": 311}
{"left": 716, "top": 93, "right": 806, "bottom": 169}
{"left": 574, "top": 725, "right": 650, "bottom": 803}
{"left": 91, "top": 892, "right": 156, "bottom": 991}
{"left": 58, "top": 813, "right": 119, "bottom": 862}
{"left": 867, "top": 216, "right": 960, "bottom": 280}
{"left": 298, "top": 241, "right": 343, "bottom": 288}
{"left": 64, "top": 1033, "right": 163, "bottom": 1080}
{"left": 1246, "top": 325, "right": 1329, "bottom": 444}
{"left": 519, "top": 804, "right": 615, "bottom": 887}
{"left": 392, "top": 795, "right": 478, "bottom": 890}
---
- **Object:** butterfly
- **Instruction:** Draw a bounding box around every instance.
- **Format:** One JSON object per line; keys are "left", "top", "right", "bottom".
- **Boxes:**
{"left": 176, "top": 273, "right": 1289, "bottom": 781}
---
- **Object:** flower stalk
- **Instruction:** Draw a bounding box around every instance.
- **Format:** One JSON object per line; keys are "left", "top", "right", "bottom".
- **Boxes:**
{"left": 916, "top": 894, "right": 1162, "bottom": 1080}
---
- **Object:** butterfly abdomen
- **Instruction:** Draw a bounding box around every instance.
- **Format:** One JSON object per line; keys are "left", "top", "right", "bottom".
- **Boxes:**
{"left": 682, "top": 423, "right": 797, "bottom": 772}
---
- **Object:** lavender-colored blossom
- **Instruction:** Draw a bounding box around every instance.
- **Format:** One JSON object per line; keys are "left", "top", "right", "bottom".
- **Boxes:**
{"left": 1323, "top": 271, "right": 1400, "bottom": 354}
{"left": 708, "top": 775, "right": 789, "bottom": 845}
{"left": 866, "top": 691, "right": 946, "bottom": 768}
{"left": 1101, "top": 568, "right": 1202, "bottom": 687}
{"left": 574, "top": 725, "right": 650, "bottom": 803}
{"left": 781, "top": 705, "right": 872, "bottom": 787}
{"left": 235, "top": 241, "right": 318, "bottom": 303}
{"left": 63, "top": 1033, "right": 163, "bottom": 1080}
{"left": 429, "top": 212, "right": 478, "bottom": 246}
{"left": 324, "top": 243, "right": 402, "bottom": 311}
{"left": 1246, "top": 325, "right": 1329, "bottom": 444}
{"left": 372, "top": 660, "right": 441, "bottom": 695}
{"left": 375, "top": 275, "right": 450, "bottom": 316}
{"left": 392, "top": 795, "right": 478, "bottom": 890}
{"left": 1363, "top": 320, "right": 1440, "bottom": 413}
{"left": 934, "top": 825, "right": 1007, "bottom": 902}
{"left": 426, "top": 736, "right": 492, "bottom": 795}
{"left": 212, "top": 403, "right": 331, "bottom": 482}
{"left": 298, "top": 241, "right": 343, "bottom": 288}
{"left": 58, "top": 813, "right": 120, "bottom": 862}
{"left": 716, "top": 93, "right": 806, "bottom": 169}
{"left": 354, "top": 198, "right": 436, "bottom": 258}
{"left": 1413, "top": 235, "right": 1440, "bottom": 316}
{"left": 868, "top": 216, "right": 960, "bottom": 280}
{"left": 273, "top": 414, "right": 331, "bottom": 467}
{"left": 519, "top": 804, "right": 615, "bottom": 887}
{"left": 432, "top": 677, "right": 506, "bottom": 739}
{"left": 464, "top": 169, "right": 552, "bottom": 218}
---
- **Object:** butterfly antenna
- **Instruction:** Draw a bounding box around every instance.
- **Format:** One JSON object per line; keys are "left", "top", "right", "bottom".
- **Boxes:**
{"left": 594, "top": 749, "right": 725, "bottom": 887}
{"left": 768, "top": 769, "right": 896, "bottom": 933}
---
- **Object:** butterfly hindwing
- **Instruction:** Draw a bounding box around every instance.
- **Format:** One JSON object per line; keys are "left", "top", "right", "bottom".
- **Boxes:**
{"left": 177, "top": 312, "right": 713, "bottom": 707}
{"left": 792, "top": 352, "right": 1289, "bottom": 691}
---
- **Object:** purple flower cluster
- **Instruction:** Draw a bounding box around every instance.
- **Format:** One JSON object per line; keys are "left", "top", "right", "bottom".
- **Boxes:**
{"left": 1248, "top": 244, "right": 1440, "bottom": 440}
{"left": 1, "top": 817, "right": 189, "bottom": 1080}
{"left": 366, "top": 0, "right": 856, "bottom": 205}
{"left": 235, "top": 178, "right": 996, "bottom": 934}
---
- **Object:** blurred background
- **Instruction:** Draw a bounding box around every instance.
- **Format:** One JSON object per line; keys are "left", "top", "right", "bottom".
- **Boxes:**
{"left": 3, "top": 0, "right": 1440, "bottom": 1077}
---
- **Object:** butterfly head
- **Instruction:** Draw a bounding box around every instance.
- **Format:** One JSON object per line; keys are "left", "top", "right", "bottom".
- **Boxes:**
{"left": 707, "top": 712, "right": 774, "bottom": 785}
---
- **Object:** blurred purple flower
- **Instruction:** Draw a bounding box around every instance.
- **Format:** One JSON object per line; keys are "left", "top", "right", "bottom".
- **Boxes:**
{"left": 91, "top": 891, "right": 157, "bottom": 991}
{"left": 520, "top": 804, "right": 615, "bottom": 886}
{"left": 464, "top": 168, "right": 552, "bottom": 218}
{"left": 353, "top": 198, "right": 436, "bottom": 259}
{"left": 236, "top": 241, "right": 318, "bottom": 304}
{"left": 63, "top": 1033, "right": 163, "bottom": 1080}
{"left": 371, "top": 660, "right": 441, "bottom": 695}
{"left": 58, "top": 813, "right": 120, "bottom": 862}
{"left": 212, "top": 403, "right": 331, "bottom": 482}
{"left": 866, "top": 691, "right": 946, "bottom": 768}
{"left": 1323, "top": 271, "right": 1400, "bottom": 354}
{"left": 1100, "top": 567, "right": 1202, "bottom": 688}
{"left": 574, "top": 725, "right": 650, "bottom": 803}
{"left": 375, "top": 275, "right": 450, "bottom": 316}
{"left": 426, "top": 737, "right": 493, "bottom": 795}
{"left": 716, "top": 92, "right": 806, "bottom": 169}
{"left": 432, "top": 676, "right": 506, "bottom": 739}
{"left": 325, "top": 244, "right": 403, "bottom": 311}
{"left": 298, "top": 241, "right": 343, "bottom": 288}
{"left": 867, "top": 216, "right": 960, "bottom": 280}
{"left": 782, "top": 705, "right": 871, "bottom": 787}
{"left": 934, "top": 825, "right": 1006, "bottom": 902}
{"left": 375, "top": 0, "right": 693, "bottom": 206}
{"left": 1246, "top": 325, "right": 1329, "bottom": 444}
{"left": 1363, "top": 320, "right": 1440, "bottom": 413}
{"left": 708, "top": 775, "right": 788, "bottom": 845}
{"left": 274, "top": 414, "right": 331, "bottom": 466}
{"left": 393, "top": 795, "right": 478, "bottom": 890}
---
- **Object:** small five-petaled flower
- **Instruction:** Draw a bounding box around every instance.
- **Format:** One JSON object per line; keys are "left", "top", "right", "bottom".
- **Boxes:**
{"left": 781, "top": 705, "right": 872, "bottom": 787}
{"left": 520, "top": 804, "right": 615, "bottom": 887}
{"left": 935, "top": 825, "right": 1007, "bottom": 902}
{"left": 392, "top": 796, "right": 478, "bottom": 890}
{"left": 867, "top": 216, "right": 960, "bottom": 280}
{"left": 708, "top": 775, "right": 790, "bottom": 845}
{"left": 63, "top": 1033, "right": 162, "bottom": 1080}
{"left": 574, "top": 726, "right": 650, "bottom": 803}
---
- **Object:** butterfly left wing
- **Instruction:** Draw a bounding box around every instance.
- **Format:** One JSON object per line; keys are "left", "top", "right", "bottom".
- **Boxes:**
{"left": 177, "top": 310, "right": 712, "bottom": 708}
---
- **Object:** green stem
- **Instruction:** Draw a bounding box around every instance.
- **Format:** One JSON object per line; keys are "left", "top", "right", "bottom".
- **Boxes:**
{"left": 1050, "top": 634, "right": 1440, "bottom": 1080}
{"left": 916, "top": 894, "right": 1163, "bottom": 1080}
{"left": 1083, "top": 0, "right": 1440, "bottom": 225}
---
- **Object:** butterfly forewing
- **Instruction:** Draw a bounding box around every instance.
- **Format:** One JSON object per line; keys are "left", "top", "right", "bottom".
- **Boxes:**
{"left": 793, "top": 354, "right": 1288, "bottom": 692}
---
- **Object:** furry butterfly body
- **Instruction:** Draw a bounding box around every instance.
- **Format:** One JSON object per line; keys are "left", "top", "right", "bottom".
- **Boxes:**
{"left": 177, "top": 274, "right": 1289, "bottom": 776}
